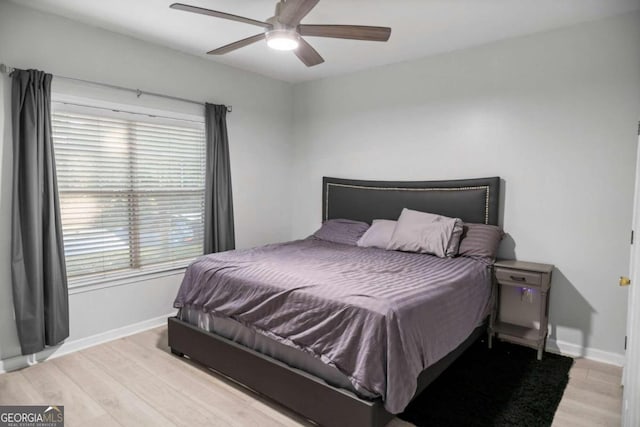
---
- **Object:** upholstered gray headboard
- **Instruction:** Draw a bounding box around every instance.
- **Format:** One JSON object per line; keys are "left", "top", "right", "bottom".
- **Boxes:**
{"left": 322, "top": 177, "right": 500, "bottom": 225}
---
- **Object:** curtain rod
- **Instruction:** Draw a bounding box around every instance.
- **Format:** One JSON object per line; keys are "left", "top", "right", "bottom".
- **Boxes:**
{"left": 0, "top": 63, "right": 232, "bottom": 113}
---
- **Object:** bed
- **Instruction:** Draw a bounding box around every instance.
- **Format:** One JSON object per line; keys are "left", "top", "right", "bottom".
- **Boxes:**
{"left": 168, "top": 176, "right": 501, "bottom": 427}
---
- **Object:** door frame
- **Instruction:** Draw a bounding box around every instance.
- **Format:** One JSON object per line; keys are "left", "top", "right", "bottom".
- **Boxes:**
{"left": 623, "top": 129, "right": 640, "bottom": 426}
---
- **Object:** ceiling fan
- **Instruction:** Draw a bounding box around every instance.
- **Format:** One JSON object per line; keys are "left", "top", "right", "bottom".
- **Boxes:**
{"left": 169, "top": 0, "right": 392, "bottom": 67}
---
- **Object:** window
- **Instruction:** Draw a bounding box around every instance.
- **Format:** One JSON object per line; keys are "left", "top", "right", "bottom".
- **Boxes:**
{"left": 51, "top": 104, "right": 205, "bottom": 286}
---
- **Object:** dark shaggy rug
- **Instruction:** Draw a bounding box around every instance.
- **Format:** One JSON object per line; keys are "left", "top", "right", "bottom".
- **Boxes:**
{"left": 398, "top": 339, "right": 573, "bottom": 427}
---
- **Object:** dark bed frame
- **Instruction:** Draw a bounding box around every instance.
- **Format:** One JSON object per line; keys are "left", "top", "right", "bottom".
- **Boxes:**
{"left": 168, "top": 176, "right": 501, "bottom": 427}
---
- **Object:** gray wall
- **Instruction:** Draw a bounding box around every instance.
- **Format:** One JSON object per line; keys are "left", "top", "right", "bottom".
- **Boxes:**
{"left": 290, "top": 12, "right": 640, "bottom": 358}
{"left": 0, "top": 0, "right": 294, "bottom": 361}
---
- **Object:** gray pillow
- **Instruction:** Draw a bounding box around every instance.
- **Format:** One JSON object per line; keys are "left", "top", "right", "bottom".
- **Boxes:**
{"left": 313, "top": 219, "right": 370, "bottom": 246}
{"left": 458, "top": 223, "right": 504, "bottom": 260}
{"left": 386, "top": 209, "right": 462, "bottom": 258}
{"left": 357, "top": 219, "right": 397, "bottom": 249}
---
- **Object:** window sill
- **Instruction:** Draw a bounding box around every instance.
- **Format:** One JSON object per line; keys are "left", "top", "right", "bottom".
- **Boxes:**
{"left": 68, "top": 267, "right": 187, "bottom": 295}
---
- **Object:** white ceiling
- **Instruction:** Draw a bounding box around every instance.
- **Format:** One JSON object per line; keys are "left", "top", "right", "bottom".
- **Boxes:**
{"left": 14, "top": 0, "right": 640, "bottom": 83}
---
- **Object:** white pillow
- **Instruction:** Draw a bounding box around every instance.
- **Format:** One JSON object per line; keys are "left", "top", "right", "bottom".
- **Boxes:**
{"left": 386, "top": 209, "right": 462, "bottom": 258}
{"left": 357, "top": 220, "right": 397, "bottom": 249}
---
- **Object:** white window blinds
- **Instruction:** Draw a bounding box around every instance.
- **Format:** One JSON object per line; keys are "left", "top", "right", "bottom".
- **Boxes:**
{"left": 51, "top": 104, "right": 205, "bottom": 286}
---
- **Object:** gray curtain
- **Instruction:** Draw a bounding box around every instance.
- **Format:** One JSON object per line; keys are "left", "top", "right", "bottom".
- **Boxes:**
{"left": 204, "top": 103, "right": 235, "bottom": 253}
{"left": 11, "top": 69, "right": 69, "bottom": 355}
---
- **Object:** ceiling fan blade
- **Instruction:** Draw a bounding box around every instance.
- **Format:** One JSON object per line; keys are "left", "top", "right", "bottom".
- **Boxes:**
{"left": 170, "top": 3, "right": 271, "bottom": 28}
{"left": 294, "top": 38, "right": 324, "bottom": 67}
{"left": 298, "top": 25, "right": 391, "bottom": 42}
{"left": 278, "top": 0, "right": 319, "bottom": 26}
{"left": 208, "top": 33, "right": 266, "bottom": 55}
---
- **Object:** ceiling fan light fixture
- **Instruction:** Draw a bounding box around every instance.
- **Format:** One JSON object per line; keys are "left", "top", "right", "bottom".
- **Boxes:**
{"left": 265, "top": 29, "right": 300, "bottom": 51}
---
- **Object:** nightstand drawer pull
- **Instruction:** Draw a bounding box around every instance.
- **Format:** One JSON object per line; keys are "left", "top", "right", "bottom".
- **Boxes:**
{"left": 495, "top": 269, "right": 542, "bottom": 286}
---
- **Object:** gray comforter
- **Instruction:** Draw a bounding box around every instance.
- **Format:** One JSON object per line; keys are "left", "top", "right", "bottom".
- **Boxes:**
{"left": 174, "top": 238, "right": 491, "bottom": 413}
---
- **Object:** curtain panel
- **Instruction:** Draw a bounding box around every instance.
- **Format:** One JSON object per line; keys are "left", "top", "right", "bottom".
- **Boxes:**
{"left": 11, "top": 69, "right": 69, "bottom": 355}
{"left": 204, "top": 103, "right": 235, "bottom": 253}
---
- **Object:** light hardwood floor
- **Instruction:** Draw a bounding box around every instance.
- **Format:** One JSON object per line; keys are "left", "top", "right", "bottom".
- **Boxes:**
{"left": 0, "top": 327, "right": 623, "bottom": 426}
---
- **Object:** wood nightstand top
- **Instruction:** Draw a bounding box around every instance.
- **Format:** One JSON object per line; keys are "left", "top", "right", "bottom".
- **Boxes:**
{"left": 494, "top": 259, "right": 554, "bottom": 274}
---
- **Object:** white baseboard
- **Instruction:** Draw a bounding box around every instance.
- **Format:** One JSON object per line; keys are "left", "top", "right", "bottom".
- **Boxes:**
{"left": 546, "top": 338, "right": 625, "bottom": 367}
{"left": 1, "top": 318, "right": 625, "bottom": 373}
{"left": 0, "top": 312, "right": 175, "bottom": 374}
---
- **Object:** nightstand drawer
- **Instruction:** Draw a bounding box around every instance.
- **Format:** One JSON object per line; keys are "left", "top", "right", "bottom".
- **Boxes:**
{"left": 495, "top": 268, "right": 542, "bottom": 286}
